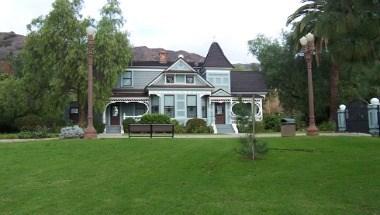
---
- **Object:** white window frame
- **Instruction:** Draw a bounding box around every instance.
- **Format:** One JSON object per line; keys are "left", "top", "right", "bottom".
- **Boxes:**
{"left": 121, "top": 71, "right": 133, "bottom": 87}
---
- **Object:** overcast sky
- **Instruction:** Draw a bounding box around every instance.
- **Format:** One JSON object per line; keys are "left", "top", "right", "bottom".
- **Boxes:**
{"left": 1, "top": 0, "right": 301, "bottom": 63}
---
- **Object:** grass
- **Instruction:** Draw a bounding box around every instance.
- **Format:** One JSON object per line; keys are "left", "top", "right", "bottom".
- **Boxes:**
{"left": 0, "top": 137, "right": 379, "bottom": 214}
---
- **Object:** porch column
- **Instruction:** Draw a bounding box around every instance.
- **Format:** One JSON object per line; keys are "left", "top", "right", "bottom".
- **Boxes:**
{"left": 159, "top": 95, "right": 164, "bottom": 114}
{"left": 102, "top": 108, "right": 106, "bottom": 124}
{"left": 210, "top": 102, "right": 215, "bottom": 124}
{"left": 197, "top": 94, "right": 202, "bottom": 119}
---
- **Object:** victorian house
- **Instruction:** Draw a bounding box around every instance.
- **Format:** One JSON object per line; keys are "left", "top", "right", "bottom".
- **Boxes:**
{"left": 101, "top": 42, "right": 267, "bottom": 134}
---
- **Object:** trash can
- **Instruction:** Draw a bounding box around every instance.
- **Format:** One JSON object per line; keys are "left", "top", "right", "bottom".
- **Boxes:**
{"left": 281, "top": 118, "right": 296, "bottom": 137}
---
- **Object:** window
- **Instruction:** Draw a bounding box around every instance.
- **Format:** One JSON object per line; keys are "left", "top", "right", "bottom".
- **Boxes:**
{"left": 135, "top": 103, "right": 147, "bottom": 116}
{"left": 164, "top": 95, "right": 175, "bottom": 117}
{"left": 151, "top": 96, "right": 159, "bottom": 113}
{"left": 166, "top": 74, "right": 174, "bottom": 83}
{"left": 186, "top": 75, "right": 194, "bottom": 84}
{"left": 187, "top": 95, "right": 197, "bottom": 118}
{"left": 201, "top": 97, "right": 207, "bottom": 118}
{"left": 176, "top": 75, "right": 185, "bottom": 83}
{"left": 70, "top": 107, "right": 79, "bottom": 114}
{"left": 122, "top": 71, "right": 132, "bottom": 87}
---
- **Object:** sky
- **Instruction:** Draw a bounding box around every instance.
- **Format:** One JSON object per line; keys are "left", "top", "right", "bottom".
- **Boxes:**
{"left": 0, "top": 0, "right": 302, "bottom": 63}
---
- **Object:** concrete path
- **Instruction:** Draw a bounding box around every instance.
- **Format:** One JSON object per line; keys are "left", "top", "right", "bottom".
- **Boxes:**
{"left": 0, "top": 132, "right": 371, "bottom": 143}
{"left": 98, "top": 132, "right": 371, "bottom": 139}
{"left": 0, "top": 138, "right": 59, "bottom": 143}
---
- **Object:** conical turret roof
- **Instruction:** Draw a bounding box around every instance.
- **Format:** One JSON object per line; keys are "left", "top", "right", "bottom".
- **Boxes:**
{"left": 203, "top": 42, "right": 234, "bottom": 68}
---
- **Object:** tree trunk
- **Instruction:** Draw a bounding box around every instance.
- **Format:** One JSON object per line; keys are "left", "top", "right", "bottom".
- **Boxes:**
{"left": 329, "top": 62, "right": 340, "bottom": 122}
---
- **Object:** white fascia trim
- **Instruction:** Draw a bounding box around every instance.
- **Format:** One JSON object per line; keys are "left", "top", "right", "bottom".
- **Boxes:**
{"left": 204, "top": 67, "right": 233, "bottom": 70}
{"left": 231, "top": 92, "right": 268, "bottom": 95}
{"left": 166, "top": 58, "right": 196, "bottom": 72}
{"left": 126, "top": 68, "right": 165, "bottom": 72}
{"left": 149, "top": 90, "right": 212, "bottom": 95}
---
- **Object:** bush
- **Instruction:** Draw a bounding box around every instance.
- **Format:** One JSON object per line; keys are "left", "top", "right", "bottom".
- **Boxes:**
{"left": 318, "top": 121, "right": 336, "bottom": 131}
{"left": 255, "top": 122, "right": 265, "bottom": 133}
{"left": 14, "top": 114, "right": 43, "bottom": 131}
{"left": 94, "top": 120, "right": 105, "bottom": 133}
{"left": 185, "top": 118, "right": 210, "bottom": 133}
{"left": 237, "top": 134, "right": 268, "bottom": 159}
{"left": 17, "top": 127, "right": 53, "bottom": 139}
{"left": 263, "top": 113, "right": 282, "bottom": 131}
{"left": 171, "top": 119, "right": 185, "bottom": 133}
{"left": 123, "top": 118, "right": 136, "bottom": 133}
{"left": 139, "top": 114, "right": 171, "bottom": 124}
{"left": 0, "top": 133, "right": 18, "bottom": 139}
{"left": 59, "top": 125, "right": 84, "bottom": 139}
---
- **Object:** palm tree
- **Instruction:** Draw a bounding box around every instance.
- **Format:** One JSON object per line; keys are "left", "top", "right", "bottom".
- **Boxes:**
{"left": 287, "top": 0, "right": 379, "bottom": 122}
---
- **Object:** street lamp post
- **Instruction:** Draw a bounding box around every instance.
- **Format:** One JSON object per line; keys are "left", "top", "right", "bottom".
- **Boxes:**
{"left": 299, "top": 33, "right": 319, "bottom": 136}
{"left": 84, "top": 26, "right": 97, "bottom": 139}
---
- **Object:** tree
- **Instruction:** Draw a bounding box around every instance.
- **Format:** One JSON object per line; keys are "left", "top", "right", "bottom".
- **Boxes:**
{"left": 248, "top": 33, "right": 331, "bottom": 122}
{"left": 93, "top": 0, "right": 132, "bottom": 112}
{"left": 0, "top": 78, "right": 28, "bottom": 131}
{"left": 19, "top": 0, "right": 131, "bottom": 126}
{"left": 287, "top": 0, "right": 380, "bottom": 122}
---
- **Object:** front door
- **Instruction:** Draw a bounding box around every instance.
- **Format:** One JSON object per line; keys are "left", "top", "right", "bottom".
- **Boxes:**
{"left": 110, "top": 104, "right": 120, "bottom": 125}
{"left": 215, "top": 103, "right": 225, "bottom": 124}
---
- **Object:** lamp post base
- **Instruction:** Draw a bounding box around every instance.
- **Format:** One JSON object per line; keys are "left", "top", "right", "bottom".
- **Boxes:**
{"left": 306, "top": 125, "right": 319, "bottom": 136}
{"left": 84, "top": 126, "right": 97, "bottom": 139}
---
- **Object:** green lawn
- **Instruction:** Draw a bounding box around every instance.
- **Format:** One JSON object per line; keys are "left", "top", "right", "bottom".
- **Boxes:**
{"left": 0, "top": 137, "right": 379, "bottom": 215}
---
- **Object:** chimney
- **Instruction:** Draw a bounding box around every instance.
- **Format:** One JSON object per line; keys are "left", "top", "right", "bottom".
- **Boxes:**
{"left": 159, "top": 50, "right": 168, "bottom": 64}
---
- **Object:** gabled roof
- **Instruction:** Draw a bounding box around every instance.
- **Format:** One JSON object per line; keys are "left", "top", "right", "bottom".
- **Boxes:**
{"left": 211, "top": 89, "right": 231, "bottom": 97}
{"left": 203, "top": 42, "right": 234, "bottom": 68}
{"left": 166, "top": 57, "right": 196, "bottom": 72}
{"left": 230, "top": 71, "right": 268, "bottom": 94}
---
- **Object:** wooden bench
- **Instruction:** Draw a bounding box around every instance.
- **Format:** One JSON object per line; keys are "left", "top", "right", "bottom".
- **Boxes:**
{"left": 128, "top": 124, "right": 174, "bottom": 138}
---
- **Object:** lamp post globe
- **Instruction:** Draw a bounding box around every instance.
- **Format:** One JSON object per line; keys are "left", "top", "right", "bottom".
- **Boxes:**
{"left": 305, "top": 32, "right": 314, "bottom": 42}
{"left": 84, "top": 26, "right": 97, "bottom": 139}
{"left": 299, "top": 36, "right": 308, "bottom": 46}
{"left": 299, "top": 33, "right": 319, "bottom": 136}
{"left": 86, "top": 26, "right": 96, "bottom": 37}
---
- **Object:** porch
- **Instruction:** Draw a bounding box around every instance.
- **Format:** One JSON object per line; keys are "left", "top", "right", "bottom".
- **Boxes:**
{"left": 208, "top": 97, "right": 263, "bottom": 134}
{"left": 103, "top": 97, "right": 150, "bottom": 133}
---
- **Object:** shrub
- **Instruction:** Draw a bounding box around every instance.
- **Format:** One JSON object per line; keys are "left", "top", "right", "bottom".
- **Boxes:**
{"left": 185, "top": 118, "right": 210, "bottom": 133}
{"left": 170, "top": 119, "right": 185, "bottom": 133}
{"left": 318, "top": 121, "right": 336, "bottom": 131}
{"left": 0, "top": 133, "right": 18, "bottom": 139}
{"left": 17, "top": 127, "right": 52, "bottom": 139}
{"left": 255, "top": 122, "right": 265, "bottom": 133}
{"left": 237, "top": 134, "right": 268, "bottom": 159}
{"left": 139, "top": 114, "right": 171, "bottom": 124}
{"left": 59, "top": 125, "right": 84, "bottom": 139}
{"left": 237, "top": 121, "right": 266, "bottom": 133}
{"left": 14, "top": 114, "right": 43, "bottom": 131}
{"left": 94, "top": 120, "right": 105, "bottom": 133}
{"left": 123, "top": 118, "right": 136, "bottom": 132}
{"left": 263, "top": 113, "right": 282, "bottom": 131}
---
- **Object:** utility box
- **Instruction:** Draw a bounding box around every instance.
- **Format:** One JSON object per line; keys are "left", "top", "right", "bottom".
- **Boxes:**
{"left": 281, "top": 118, "right": 296, "bottom": 137}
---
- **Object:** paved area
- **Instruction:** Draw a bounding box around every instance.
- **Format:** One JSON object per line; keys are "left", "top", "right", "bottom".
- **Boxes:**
{"left": 0, "top": 132, "right": 372, "bottom": 143}
{"left": 0, "top": 138, "right": 59, "bottom": 143}
{"left": 97, "top": 132, "right": 371, "bottom": 139}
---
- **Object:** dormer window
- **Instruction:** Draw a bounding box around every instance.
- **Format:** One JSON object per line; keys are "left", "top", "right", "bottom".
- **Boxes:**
{"left": 166, "top": 74, "right": 174, "bottom": 83}
{"left": 122, "top": 71, "right": 132, "bottom": 87}
{"left": 186, "top": 75, "right": 194, "bottom": 84}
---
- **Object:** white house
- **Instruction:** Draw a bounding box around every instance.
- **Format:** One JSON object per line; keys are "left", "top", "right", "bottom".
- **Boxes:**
{"left": 102, "top": 42, "right": 267, "bottom": 134}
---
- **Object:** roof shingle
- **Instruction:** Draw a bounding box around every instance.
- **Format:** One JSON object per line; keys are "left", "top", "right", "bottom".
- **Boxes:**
{"left": 203, "top": 42, "right": 234, "bottom": 68}
{"left": 230, "top": 71, "right": 268, "bottom": 94}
